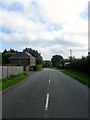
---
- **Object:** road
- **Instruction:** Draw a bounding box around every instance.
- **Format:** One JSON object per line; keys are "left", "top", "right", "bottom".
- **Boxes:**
{"left": 2, "top": 68, "right": 88, "bottom": 118}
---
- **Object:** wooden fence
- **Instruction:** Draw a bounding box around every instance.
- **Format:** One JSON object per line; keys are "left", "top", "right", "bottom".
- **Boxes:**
{"left": 0, "top": 66, "right": 24, "bottom": 80}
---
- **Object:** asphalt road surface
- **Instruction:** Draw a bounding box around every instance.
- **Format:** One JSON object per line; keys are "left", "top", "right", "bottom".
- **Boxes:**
{"left": 2, "top": 68, "right": 88, "bottom": 118}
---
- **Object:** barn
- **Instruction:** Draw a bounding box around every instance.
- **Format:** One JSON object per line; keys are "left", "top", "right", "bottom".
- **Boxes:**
{"left": 9, "top": 52, "right": 36, "bottom": 71}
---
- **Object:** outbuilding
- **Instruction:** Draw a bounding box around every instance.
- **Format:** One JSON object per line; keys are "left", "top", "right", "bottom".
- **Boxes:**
{"left": 9, "top": 52, "right": 36, "bottom": 71}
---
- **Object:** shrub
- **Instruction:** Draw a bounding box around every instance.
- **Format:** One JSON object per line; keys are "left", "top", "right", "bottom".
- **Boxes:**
{"left": 34, "top": 65, "right": 43, "bottom": 71}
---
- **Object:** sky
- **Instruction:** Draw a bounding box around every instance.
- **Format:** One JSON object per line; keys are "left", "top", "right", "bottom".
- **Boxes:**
{"left": 0, "top": 0, "right": 89, "bottom": 60}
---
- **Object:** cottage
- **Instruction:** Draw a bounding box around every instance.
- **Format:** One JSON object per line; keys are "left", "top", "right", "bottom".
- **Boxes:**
{"left": 9, "top": 52, "right": 36, "bottom": 71}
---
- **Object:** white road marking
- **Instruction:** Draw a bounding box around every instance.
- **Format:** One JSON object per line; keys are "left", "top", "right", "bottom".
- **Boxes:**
{"left": 45, "top": 93, "right": 49, "bottom": 111}
{"left": 49, "top": 79, "right": 50, "bottom": 83}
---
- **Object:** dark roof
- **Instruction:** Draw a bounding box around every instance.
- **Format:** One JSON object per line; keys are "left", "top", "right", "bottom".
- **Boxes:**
{"left": 9, "top": 52, "right": 35, "bottom": 59}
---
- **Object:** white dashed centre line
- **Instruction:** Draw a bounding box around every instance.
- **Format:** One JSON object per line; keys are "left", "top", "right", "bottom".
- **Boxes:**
{"left": 45, "top": 93, "right": 49, "bottom": 111}
{"left": 49, "top": 79, "right": 50, "bottom": 83}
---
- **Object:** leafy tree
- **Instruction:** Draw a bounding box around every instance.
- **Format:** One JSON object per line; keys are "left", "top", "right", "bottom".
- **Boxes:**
{"left": 43, "top": 60, "right": 52, "bottom": 68}
{"left": 3, "top": 49, "right": 7, "bottom": 54}
{"left": 23, "top": 47, "right": 43, "bottom": 65}
{"left": 67, "top": 55, "right": 90, "bottom": 75}
{"left": 51, "top": 55, "right": 64, "bottom": 68}
{"left": 0, "top": 52, "right": 2, "bottom": 64}
{"left": 2, "top": 48, "right": 17, "bottom": 65}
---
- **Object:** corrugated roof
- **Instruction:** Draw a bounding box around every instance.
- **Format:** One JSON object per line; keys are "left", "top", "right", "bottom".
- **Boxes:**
{"left": 9, "top": 52, "right": 35, "bottom": 59}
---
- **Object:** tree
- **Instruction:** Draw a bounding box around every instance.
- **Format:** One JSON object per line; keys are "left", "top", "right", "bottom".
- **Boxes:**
{"left": 67, "top": 55, "right": 90, "bottom": 75}
{"left": 3, "top": 49, "right": 7, "bottom": 54}
{"left": 43, "top": 60, "right": 52, "bottom": 68}
{"left": 23, "top": 47, "right": 43, "bottom": 65}
{"left": 51, "top": 55, "right": 64, "bottom": 68}
{"left": 2, "top": 48, "right": 17, "bottom": 65}
{"left": 0, "top": 52, "right": 2, "bottom": 64}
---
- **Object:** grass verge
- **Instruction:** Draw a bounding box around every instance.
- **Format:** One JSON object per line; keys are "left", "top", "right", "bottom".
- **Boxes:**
{"left": 0, "top": 82, "right": 2, "bottom": 90}
{"left": 49, "top": 66, "right": 58, "bottom": 70}
{"left": 35, "top": 65, "right": 43, "bottom": 71}
{"left": 2, "top": 72, "right": 28, "bottom": 90}
{"left": 60, "top": 69, "right": 90, "bottom": 87}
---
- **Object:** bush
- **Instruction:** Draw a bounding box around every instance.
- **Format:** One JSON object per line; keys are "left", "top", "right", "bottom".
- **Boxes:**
{"left": 34, "top": 65, "right": 43, "bottom": 71}
{"left": 2, "top": 72, "right": 28, "bottom": 90}
{"left": 67, "top": 56, "right": 90, "bottom": 75}
{"left": 2, "top": 73, "right": 26, "bottom": 82}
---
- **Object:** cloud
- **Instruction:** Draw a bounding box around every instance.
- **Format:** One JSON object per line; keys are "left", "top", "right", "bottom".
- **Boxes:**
{"left": 0, "top": 1, "right": 24, "bottom": 12}
{"left": 0, "top": 9, "right": 45, "bottom": 32}
{"left": 0, "top": 0, "right": 88, "bottom": 59}
{"left": 0, "top": 27, "right": 12, "bottom": 34}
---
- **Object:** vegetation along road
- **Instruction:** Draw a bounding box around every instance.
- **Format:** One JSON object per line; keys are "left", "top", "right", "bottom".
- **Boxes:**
{"left": 3, "top": 68, "right": 88, "bottom": 118}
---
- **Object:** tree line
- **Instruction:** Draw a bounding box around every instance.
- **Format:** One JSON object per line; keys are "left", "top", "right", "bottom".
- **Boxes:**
{"left": 1, "top": 48, "right": 90, "bottom": 75}
{"left": 23, "top": 48, "right": 43, "bottom": 64}
{"left": 44, "top": 54, "right": 90, "bottom": 75}
{"left": 68, "top": 56, "right": 90, "bottom": 75}
{"left": 2, "top": 48, "right": 43, "bottom": 65}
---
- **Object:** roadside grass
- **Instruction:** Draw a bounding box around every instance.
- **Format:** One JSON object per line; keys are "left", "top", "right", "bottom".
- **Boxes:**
{"left": 49, "top": 66, "right": 58, "bottom": 70}
{"left": 0, "top": 82, "right": 2, "bottom": 90}
{"left": 60, "top": 69, "right": 90, "bottom": 87}
{"left": 35, "top": 65, "right": 43, "bottom": 71}
{"left": 2, "top": 72, "right": 28, "bottom": 90}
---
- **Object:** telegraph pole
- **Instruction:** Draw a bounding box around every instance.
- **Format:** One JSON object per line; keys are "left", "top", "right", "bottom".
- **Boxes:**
{"left": 70, "top": 49, "right": 72, "bottom": 57}
{"left": 70, "top": 49, "right": 72, "bottom": 61}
